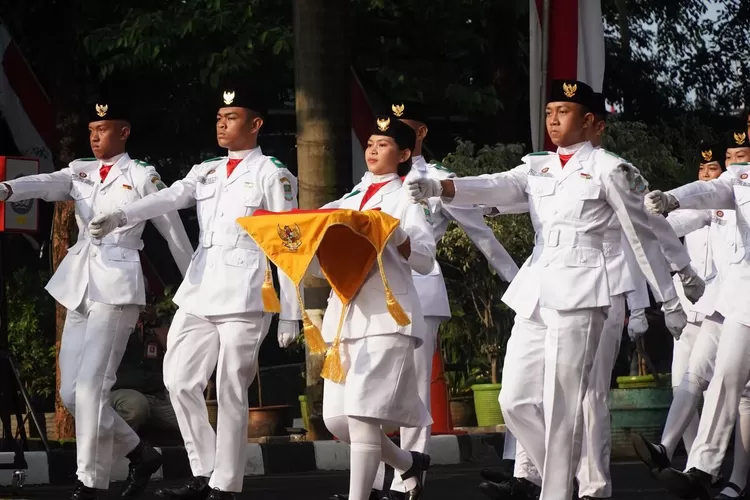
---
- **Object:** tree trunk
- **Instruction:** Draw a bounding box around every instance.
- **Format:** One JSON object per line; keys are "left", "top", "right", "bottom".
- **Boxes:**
{"left": 615, "top": 0, "right": 632, "bottom": 114}
{"left": 293, "top": 0, "right": 351, "bottom": 440}
{"left": 490, "top": 356, "right": 498, "bottom": 385}
{"left": 53, "top": 202, "right": 76, "bottom": 440}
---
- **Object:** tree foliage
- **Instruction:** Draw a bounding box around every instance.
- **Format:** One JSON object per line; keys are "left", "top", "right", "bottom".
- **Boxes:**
{"left": 437, "top": 141, "right": 534, "bottom": 384}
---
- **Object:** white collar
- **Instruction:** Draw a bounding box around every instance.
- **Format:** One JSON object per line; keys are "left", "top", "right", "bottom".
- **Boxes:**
{"left": 369, "top": 172, "right": 399, "bottom": 184}
{"left": 227, "top": 148, "right": 257, "bottom": 160}
{"left": 557, "top": 142, "right": 588, "bottom": 156}
{"left": 100, "top": 152, "right": 126, "bottom": 165}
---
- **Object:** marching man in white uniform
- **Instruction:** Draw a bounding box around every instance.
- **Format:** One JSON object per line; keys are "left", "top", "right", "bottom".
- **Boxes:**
{"left": 0, "top": 94, "right": 193, "bottom": 500}
{"left": 329, "top": 101, "right": 520, "bottom": 500}
{"left": 631, "top": 144, "right": 725, "bottom": 481}
{"left": 407, "top": 80, "right": 686, "bottom": 500}
{"left": 320, "top": 115, "right": 434, "bottom": 500}
{"left": 89, "top": 83, "right": 302, "bottom": 500}
{"left": 644, "top": 129, "right": 750, "bottom": 500}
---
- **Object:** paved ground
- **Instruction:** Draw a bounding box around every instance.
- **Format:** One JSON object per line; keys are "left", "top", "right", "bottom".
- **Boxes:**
{"left": 0, "top": 458, "right": 708, "bottom": 499}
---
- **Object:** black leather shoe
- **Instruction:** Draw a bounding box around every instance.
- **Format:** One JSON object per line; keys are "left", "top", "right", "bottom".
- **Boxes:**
{"left": 70, "top": 480, "right": 102, "bottom": 500}
{"left": 657, "top": 467, "right": 712, "bottom": 500}
{"left": 478, "top": 478, "right": 539, "bottom": 500}
{"left": 399, "top": 451, "right": 430, "bottom": 500}
{"left": 121, "top": 442, "right": 164, "bottom": 498}
{"left": 480, "top": 468, "right": 514, "bottom": 484}
{"left": 329, "top": 491, "right": 385, "bottom": 500}
{"left": 714, "top": 481, "right": 746, "bottom": 499}
{"left": 631, "top": 433, "right": 671, "bottom": 471}
{"left": 155, "top": 476, "right": 211, "bottom": 499}
{"left": 206, "top": 488, "right": 235, "bottom": 500}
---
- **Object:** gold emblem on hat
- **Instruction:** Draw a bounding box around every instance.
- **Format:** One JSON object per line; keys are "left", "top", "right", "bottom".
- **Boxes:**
{"left": 701, "top": 149, "right": 713, "bottom": 161}
{"left": 95, "top": 104, "right": 108, "bottom": 118}
{"left": 563, "top": 82, "right": 577, "bottom": 98}
{"left": 277, "top": 224, "right": 302, "bottom": 252}
{"left": 392, "top": 104, "right": 405, "bottom": 117}
{"left": 734, "top": 132, "right": 747, "bottom": 146}
{"left": 223, "top": 90, "right": 236, "bottom": 106}
{"left": 377, "top": 117, "right": 391, "bottom": 132}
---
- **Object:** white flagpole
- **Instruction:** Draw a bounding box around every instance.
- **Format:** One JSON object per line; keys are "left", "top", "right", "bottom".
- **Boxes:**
{"left": 538, "top": 0, "right": 551, "bottom": 152}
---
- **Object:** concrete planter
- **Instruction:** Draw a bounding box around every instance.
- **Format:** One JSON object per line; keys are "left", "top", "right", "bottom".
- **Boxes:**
{"left": 610, "top": 375, "right": 672, "bottom": 459}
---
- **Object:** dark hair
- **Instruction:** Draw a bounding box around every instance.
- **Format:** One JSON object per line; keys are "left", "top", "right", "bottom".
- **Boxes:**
{"left": 397, "top": 158, "right": 412, "bottom": 177}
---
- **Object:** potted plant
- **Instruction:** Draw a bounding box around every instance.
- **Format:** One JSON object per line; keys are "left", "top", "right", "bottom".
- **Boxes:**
{"left": 438, "top": 141, "right": 534, "bottom": 428}
{"left": 248, "top": 361, "right": 292, "bottom": 438}
{"left": 445, "top": 367, "right": 480, "bottom": 428}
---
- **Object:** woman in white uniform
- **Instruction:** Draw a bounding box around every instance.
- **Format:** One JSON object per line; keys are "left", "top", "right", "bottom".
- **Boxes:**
{"left": 320, "top": 114, "right": 435, "bottom": 500}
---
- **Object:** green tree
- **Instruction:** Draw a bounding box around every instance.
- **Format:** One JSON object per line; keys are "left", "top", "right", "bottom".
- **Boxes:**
{"left": 7, "top": 268, "right": 56, "bottom": 398}
{"left": 437, "top": 141, "right": 534, "bottom": 384}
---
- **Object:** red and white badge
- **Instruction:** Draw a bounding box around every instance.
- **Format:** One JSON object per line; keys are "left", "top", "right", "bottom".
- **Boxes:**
{"left": 717, "top": 210, "right": 724, "bottom": 218}
{"left": 741, "top": 173, "right": 748, "bottom": 180}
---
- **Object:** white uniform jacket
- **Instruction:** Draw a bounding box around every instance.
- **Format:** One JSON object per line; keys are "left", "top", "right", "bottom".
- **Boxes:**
{"left": 667, "top": 164, "right": 750, "bottom": 323}
{"left": 447, "top": 142, "right": 677, "bottom": 319}
{"left": 667, "top": 207, "right": 735, "bottom": 319}
{"left": 319, "top": 174, "right": 435, "bottom": 345}
{"left": 4, "top": 153, "right": 193, "bottom": 310}
{"left": 119, "top": 147, "right": 302, "bottom": 320}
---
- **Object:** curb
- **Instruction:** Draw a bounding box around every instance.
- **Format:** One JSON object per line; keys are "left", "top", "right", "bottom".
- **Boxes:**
{"left": 0, "top": 433, "right": 505, "bottom": 485}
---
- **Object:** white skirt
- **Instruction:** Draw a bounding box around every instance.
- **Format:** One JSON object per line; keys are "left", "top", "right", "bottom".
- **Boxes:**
{"left": 323, "top": 333, "right": 432, "bottom": 428}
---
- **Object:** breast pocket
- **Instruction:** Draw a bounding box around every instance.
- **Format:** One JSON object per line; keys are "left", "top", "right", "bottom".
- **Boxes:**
{"left": 70, "top": 182, "right": 94, "bottom": 201}
{"left": 525, "top": 177, "right": 557, "bottom": 214}
{"left": 568, "top": 180, "right": 602, "bottom": 219}
{"left": 195, "top": 183, "right": 217, "bottom": 201}
{"left": 243, "top": 190, "right": 265, "bottom": 216}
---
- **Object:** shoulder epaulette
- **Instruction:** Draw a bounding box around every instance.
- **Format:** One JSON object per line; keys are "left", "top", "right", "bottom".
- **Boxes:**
{"left": 732, "top": 162, "right": 750, "bottom": 166}
{"left": 528, "top": 151, "right": 551, "bottom": 156}
{"left": 268, "top": 156, "right": 287, "bottom": 169}
{"left": 76, "top": 157, "right": 96, "bottom": 161}
{"left": 431, "top": 161, "right": 452, "bottom": 173}
{"left": 602, "top": 149, "right": 628, "bottom": 162}
{"left": 132, "top": 159, "right": 152, "bottom": 168}
{"left": 344, "top": 189, "right": 361, "bottom": 199}
{"left": 201, "top": 156, "right": 225, "bottom": 164}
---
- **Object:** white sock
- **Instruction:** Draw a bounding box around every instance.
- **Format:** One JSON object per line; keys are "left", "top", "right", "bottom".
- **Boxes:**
{"left": 662, "top": 377, "right": 704, "bottom": 459}
{"left": 348, "top": 417, "right": 383, "bottom": 500}
{"left": 720, "top": 399, "right": 750, "bottom": 497}
{"left": 380, "top": 429, "right": 416, "bottom": 490}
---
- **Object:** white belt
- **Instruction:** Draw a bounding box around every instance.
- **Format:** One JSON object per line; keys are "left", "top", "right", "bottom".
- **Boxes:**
{"left": 81, "top": 235, "right": 144, "bottom": 250}
{"left": 200, "top": 231, "right": 257, "bottom": 250}
{"left": 534, "top": 229, "right": 603, "bottom": 250}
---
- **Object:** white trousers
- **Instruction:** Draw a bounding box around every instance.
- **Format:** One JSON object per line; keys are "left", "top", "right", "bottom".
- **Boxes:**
{"left": 387, "top": 316, "right": 440, "bottom": 493}
{"left": 671, "top": 321, "right": 702, "bottom": 387}
{"left": 500, "top": 306, "right": 605, "bottom": 500}
{"left": 660, "top": 314, "right": 722, "bottom": 457}
{"left": 686, "top": 317, "right": 750, "bottom": 476}
{"left": 59, "top": 299, "right": 141, "bottom": 489}
{"left": 576, "top": 294, "right": 626, "bottom": 498}
{"left": 163, "top": 309, "right": 271, "bottom": 492}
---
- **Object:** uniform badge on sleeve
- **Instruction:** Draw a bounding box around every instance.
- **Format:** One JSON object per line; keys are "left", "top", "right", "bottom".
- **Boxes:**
{"left": 419, "top": 200, "right": 433, "bottom": 225}
{"left": 280, "top": 176, "right": 294, "bottom": 201}
{"left": 151, "top": 177, "right": 167, "bottom": 190}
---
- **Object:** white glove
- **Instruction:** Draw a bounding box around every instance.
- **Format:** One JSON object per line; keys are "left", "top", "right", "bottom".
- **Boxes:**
{"left": 89, "top": 210, "right": 127, "bottom": 238}
{"left": 392, "top": 226, "right": 409, "bottom": 246}
{"left": 677, "top": 266, "right": 705, "bottom": 304}
{"left": 644, "top": 190, "right": 679, "bottom": 214}
{"left": 406, "top": 177, "right": 442, "bottom": 203}
{"left": 661, "top": 297, "right": 687, "bottom": 340}
{"left": 277, "top": 320, "right": 299, "bottom": 348}
{"left": 627, "top": 308, "right": 649, "bottom": 341}
{"left": 0, "top": 184, "right": 9, "bottom": 201}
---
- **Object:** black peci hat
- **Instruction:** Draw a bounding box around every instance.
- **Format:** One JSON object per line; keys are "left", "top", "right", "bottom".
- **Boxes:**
{"left": 547, "top": 79, "right": 595, "bottom": 110}
{"left": 390, "top": 100, "right": 428, "bottom": 124}
{"left": 371, "top": 114, "right": 417, "bottom": 152}
{"left": 86, "top": 93, "right": 130, "bottom": 123}
{"left": 217, "top": 78, "right": 268, "bottom": 116}
{"left": 726, "top": 129, "right": 750, "bottom": 150}
{"left": 698, "top": 143, "right": 722, "bottom": 165}
{"left": 591, "top": 92, "right": 607, "bottom": 118}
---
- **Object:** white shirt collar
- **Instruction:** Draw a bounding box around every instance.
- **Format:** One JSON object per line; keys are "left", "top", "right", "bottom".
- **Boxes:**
{"left": 557, "top": 141, "right": 588, "bottom": 156}
{"left": 100, "top": 152, "right": 126, "bottom": 165}
{"left": 369, "top": 172, "right": 399, "bottom": 183}
{"left": 227, "top": 147, "right": 257, "bottom": 160}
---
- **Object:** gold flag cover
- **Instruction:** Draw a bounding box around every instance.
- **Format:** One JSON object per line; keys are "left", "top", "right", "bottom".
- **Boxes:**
{"left": 236, "top": 208, "right": 411, "bottom": 382}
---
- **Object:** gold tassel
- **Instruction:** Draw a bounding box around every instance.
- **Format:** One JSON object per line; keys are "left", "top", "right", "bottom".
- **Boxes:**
{"left": 321, "top": 306, "right": 348, "bottom": 383}
{"left": 295, "top": 287, "right": 326, "bottom": 355}
{"left": 261, "top": 260, "right": 281, "bottom": 313}
{"left": 377, "top": 253, "right": 411, "bottom": 326}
